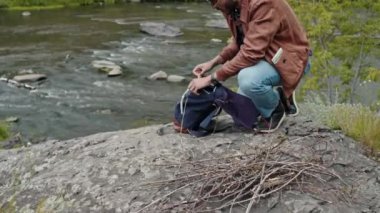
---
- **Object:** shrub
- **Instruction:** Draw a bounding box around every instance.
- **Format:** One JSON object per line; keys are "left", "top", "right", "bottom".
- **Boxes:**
{"left": 329, "top": 104, "right": 380, "bottom": 150}
{"left": 303, "top": 98, "right": 380, "bottom": 153}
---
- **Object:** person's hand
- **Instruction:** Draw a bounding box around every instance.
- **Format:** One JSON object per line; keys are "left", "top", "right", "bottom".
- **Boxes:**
{"left": 192, "top": 61, "right": 214, "bottom": 78}
{"left": 188, "top": 76, "right": 212, "bottom": 95}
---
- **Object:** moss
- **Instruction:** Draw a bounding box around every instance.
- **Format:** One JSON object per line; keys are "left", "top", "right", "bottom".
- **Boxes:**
{"left": 0, "top": 196, "right": 16, "bottom": 213}
{"left": 35, "top": 197, "right": 47, "bottom": 213}
{"left": 0, "top": 121, "right": 10, "bottom": 141}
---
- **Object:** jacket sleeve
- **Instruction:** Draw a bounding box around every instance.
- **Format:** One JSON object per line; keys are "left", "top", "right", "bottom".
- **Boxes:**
{"left": 215, "top": 1, "right": 281, "bottom": 81}
{"left": 218, "top": 39, "right": 239, "bottom": 64}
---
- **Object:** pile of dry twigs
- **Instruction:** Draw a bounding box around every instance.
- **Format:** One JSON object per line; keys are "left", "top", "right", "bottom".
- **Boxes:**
{"left": 137, "top": 141, "right": 350, "bottom": 212}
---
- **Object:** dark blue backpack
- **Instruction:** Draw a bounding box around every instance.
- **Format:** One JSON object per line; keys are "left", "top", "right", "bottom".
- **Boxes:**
{"left": 173, "top": 83, "right": 260, "bottom": 137}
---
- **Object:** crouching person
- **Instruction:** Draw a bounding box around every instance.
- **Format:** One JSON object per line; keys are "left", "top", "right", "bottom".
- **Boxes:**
{"left": 187, "top": 0, "right": 311, "bottom": 133}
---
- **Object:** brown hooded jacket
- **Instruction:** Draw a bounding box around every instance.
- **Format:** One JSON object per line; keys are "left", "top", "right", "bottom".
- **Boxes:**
{"left": 215, "top": 0, "right": 310, "bottom": 97}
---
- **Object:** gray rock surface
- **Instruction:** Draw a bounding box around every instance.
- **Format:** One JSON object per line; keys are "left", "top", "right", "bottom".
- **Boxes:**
{"left": 91, "top": 60, "right": 122, "bottom": 77}
{"left": 5, "top": 117, "right": 19, "bottom": 123}
{"left": 139, "top": 22, "right": 183, "bottom": 37}
{"left": 0, "top": 133, "right": 23, "bottom": 149}
{"left": 167, "top": 75, "right": 186, "bottom": 83}
{"left": 21, "top": 11, "right": 31, "bottom": 17}
{"left": 0, "top": 116, "right": 379, "bottom": 212}
{"left": 148, "top": 71, "right": 168, "bottom": 81}
{"left": 18, "top": 69, "right": 34, "bottom": 75}
{"left": 13, "top": 74, "right": 46, "bottom": 83}
{"left": 211, "top": 38, "right": 223, "bottom": 43}
{"left": 205, "top": 19, "right": 229, "bottom": 29}
{"left": 107, "top": 67, "right": 122, "bottom": 77}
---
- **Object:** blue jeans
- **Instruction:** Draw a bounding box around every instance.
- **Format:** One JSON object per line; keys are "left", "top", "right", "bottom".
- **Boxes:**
{"left": 238, "top": 59, "right": 311, "bottom": 118}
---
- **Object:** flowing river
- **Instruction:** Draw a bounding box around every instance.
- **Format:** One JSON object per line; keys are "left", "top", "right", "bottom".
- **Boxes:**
{"left": 0, "top": 3, "right": 231, "bottom": 140}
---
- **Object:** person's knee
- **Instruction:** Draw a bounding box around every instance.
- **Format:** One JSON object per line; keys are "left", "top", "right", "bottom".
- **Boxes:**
{"left": 238, "top": 68, "right": 264, "bottom": 94}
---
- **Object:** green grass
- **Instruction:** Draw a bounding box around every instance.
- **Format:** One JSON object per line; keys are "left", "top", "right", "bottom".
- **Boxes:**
{"left": 327, "top": 104, "right": 380, "bottom": 152}
{"left": 304, "top": 101, "right": 380, "bottom": 153}
{"left": 0, "top": 121, "right": 10, "bottom": 141}
{"left": 7, "top": 5, "right": 66, "bottom": 10}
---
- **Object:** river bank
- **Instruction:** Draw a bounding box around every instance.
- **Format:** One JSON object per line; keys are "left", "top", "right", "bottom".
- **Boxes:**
{"left": 0, "top": 0, "right": 206, "bottom": 11}
{"left": 0, "top": 0, "right": 121, "bottom": 10}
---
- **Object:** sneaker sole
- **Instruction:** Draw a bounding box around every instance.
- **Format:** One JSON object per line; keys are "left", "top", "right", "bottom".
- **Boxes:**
{"left": 256, "top": 111, "right": 286, "bottom": 133}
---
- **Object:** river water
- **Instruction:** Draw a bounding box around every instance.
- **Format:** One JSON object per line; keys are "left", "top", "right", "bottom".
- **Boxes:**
{"left": 0, "top": 3, "right": 231, "bottom": 140}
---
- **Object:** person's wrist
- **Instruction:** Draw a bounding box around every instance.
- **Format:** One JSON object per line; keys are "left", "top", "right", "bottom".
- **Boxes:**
{"left": 208, "top": 60, "right": 216, "bottom": 68}
{"left": 210, "top": 72, "right": 219, "bottom": 84}
{"left": 210, "top": 56, "right": 220, "bottom": 67}
{"left": 206, "top": 75, "right": 212, "bottom": 83}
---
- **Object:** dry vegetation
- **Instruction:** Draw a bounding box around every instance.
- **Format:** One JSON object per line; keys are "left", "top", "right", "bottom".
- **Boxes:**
{"left": 137, "top": 140, "right": 350, "bottom": 212}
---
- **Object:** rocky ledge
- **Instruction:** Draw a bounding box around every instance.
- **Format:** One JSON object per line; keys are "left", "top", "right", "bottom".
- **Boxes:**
{"left": 0, "top": 116, "right": 379, "bottom": 212}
